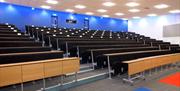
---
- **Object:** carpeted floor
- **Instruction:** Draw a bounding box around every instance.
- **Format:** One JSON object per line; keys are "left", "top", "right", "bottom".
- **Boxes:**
{"left": 159, "top": 72, "right": 180, "bottom": 87}
{"left": 66, "top": 68, "right": 180, "bottom": 91}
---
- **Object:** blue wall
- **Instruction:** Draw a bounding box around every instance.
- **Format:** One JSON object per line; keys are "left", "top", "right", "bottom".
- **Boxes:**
{"left": 0, "top": 2, "right": 128, "bottom": 32}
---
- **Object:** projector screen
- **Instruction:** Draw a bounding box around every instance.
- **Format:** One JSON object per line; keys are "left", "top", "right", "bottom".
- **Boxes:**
{"left": 163, "top": 23, "right": 180, "bottom": 37}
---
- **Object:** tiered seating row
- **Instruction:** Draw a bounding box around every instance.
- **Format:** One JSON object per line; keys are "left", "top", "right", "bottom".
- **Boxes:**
{"left": 101, "top": 49, "right": 180, "bottom": 77}
{"left": 0, "top": 24, "right": 64, "bottom": 64}
{"left": 26, "top": 25, "right": 180, "bottom": 67}
{"left": 0, "top": 24, "right": 80, "bottom": 89}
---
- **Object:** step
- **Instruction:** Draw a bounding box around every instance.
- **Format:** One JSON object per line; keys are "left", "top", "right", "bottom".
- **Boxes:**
{"left": 0, "top": 46, "right": 51, "bottom": 54}
{"left": 0, "top": 28, "right": 19, "bottom": 31}
{"left": 0, "top": 33, "right": 29, "bottom": 37}
{"left": 0, "top": 37, "right": 34, "bottom": 41}
{"left": 0, "top": 30, "right": 22, "bottom": 34}
{"left": 0, "top": 41, "right": 42, "bottom": 47}
{"left": 46, "top": 69, "right": 108, "bottom": 91}
{"left": 0, "top": 24, "right": 15, "bottom": 27}
{"left": 80, "top": 63, "right": 93, "bottom": 71}
{"left": 0, "top": 51, "right": 64, "bottom": 64}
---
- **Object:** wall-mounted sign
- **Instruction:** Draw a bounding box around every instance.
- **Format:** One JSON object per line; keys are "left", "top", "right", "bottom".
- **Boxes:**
{"left": 66, "top": 19, "right": 77, "bottom": 24}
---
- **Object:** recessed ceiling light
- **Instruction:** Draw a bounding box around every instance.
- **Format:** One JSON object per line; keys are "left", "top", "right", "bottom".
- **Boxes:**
{"left": 126, "top": 2, "right": 140, "bottom": 7}
{"left": 169, "top": 9, "right": 180, "bottom": 13}
{"left": 65, "top": 9, "right": 74, "bottom": 12}
{"left": 46, "top": 0, "right": 58, "bottom": 4}
{"left": 147, "top": 14, "right": 157, "bottom": 16}
{"left": 86, "top": 12, "right": 94, "bottom": 15}
{"left": 102, "top": 15, "right": 109, "bottom": 17}
{"left": 103, "top": 2, "right": 116, "bottom": 7}
{"left": 115, "top": 13, "right": 124, "bottom": 16}
{"left": 75, "top": 5, "right": 86, "bottom": 9}
{"left": 133, "top": 16, "right": 140, "bottom": 19}
{"left": 154, "top": 4, "right": 169, "bottom": 9}
{"left": 128, "top": 9, "right": 140, "bottom": 13}
{"left": 97, "top": 9, "right": 107, "bottom": 13}
{"left": 0, "top": 0, "right": 5, "bottom": 2}
{"left": 41, "top": 5, "right": 51, "bottom": 9}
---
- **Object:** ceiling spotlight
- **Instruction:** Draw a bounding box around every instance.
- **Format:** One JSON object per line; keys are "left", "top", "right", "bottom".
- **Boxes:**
{"left": 115, "top": 13, "right": 124, "bottom": 16}
{"left": 41, "top": 5, "right": 51, "bottom": 9}
{"left": 52, "top": 13, "right": 57, "bottom": 16}
{"left": 75, "top": 5, "right": 86, "bottom": 9}
{"left": 147, "top": 14, "right": 157, "bottom": 16}
{"left": 128, "top": 9, "right": 140, "bottom": 13}
{"left": 169, "top": 9, "right": 180, "bottom": 13}
{"left": 46, "top": 0, "right": 58, "bottom": 4}
{"left": 154, "top": 4, "right": 169, "bottom": 9}
{"left": 103, "top": 2, "right": 116, "bottom": 7}
{"left": 31, "top": 7, "right": 35, "bottom": 10}
{"left": 122, "top": 18, "right": 128, "bottom": 20}
{"left": 102, "top": 15, "right": 109, "bottom": 17}
{"left": 86, "top": 12, "right": 94, "bottom": 15}
{"left": 126, "top": 2, "right": 140, "bottom": 7}
{"left": 133, "top": 16, "right": 140, "bottom": 19}
{"left": 0, "top": 0, "right": 5, "bottom": 2}
{"left": 65, "top": 9, "right": 74, "bottom": 12}
{"left": 97, "top": 9, "right": 107, "bottom": 13}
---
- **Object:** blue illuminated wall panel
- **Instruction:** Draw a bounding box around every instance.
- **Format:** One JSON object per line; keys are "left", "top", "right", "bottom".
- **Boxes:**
{"left": 0, "top": 2, "right": 128, "bottom": 32}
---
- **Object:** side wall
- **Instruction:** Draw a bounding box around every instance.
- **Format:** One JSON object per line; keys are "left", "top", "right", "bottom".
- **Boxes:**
{"left": 128, "top": 14, "right": 180, "bottom": 45}
{"left": 0, "top": 3, "right": 128, "bottom": 32}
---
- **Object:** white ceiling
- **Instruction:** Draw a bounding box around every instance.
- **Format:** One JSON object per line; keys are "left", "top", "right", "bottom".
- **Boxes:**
{"left": 3, "top": 0, "right": 180, "bottom": 19}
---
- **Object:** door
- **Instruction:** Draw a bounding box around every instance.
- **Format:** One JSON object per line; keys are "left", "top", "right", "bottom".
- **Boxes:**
{"left": 84, "top": 19, "right": 89, "bottom": 30}
{"left": 51, "top": 15, "right": 58, "bottom": 28}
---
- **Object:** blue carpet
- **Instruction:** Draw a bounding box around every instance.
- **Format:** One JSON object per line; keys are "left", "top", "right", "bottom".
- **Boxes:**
{"left": 134, "top": 87, "right": 152, "bottom": 91}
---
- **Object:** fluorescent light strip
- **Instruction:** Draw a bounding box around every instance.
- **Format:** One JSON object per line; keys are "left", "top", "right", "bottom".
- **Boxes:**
{"left": 97, "top": 9, "right": 107, "bottom": 13}
{"left": 75, "top": 5, "right": 86, "bottom": 9}
{"left": 41, "top": 5, "right": 51, "bottom": 9}
{"left": 65, "top": 9, "right": 74, "bottom": 12}
{"left": 46, "top": 0, "right": 58, "bottom": 4}
{"left": 154, "top": 4, "right": 169, "bottom": 9}
{"left": 0, "top": 0, "right": 5, "bottom": 2}
{"left": 86, "top": 12, "right": 94, "bottom": 15}
{"left": 115, "top": 13, "right": 124, "bottom": 16}
{"left": 102, "top": 15, "right": 109, "bottom": 17}
{"left": 126, "top": 2, "right": 140, "bottom": 7}
{"left": 169, "top": 9, "right": 180, "bottom": 13}
{"left": 128, "top": 9, "right": 140, "bottom": 13}
{"left": 103, "top": 2, "right": 116, "bottom": 7}
{"left": 133, "top": 16, "right": 140, "bottom": 19}
{"left": 147, "top": 14, "right": 157, "bottom": 16}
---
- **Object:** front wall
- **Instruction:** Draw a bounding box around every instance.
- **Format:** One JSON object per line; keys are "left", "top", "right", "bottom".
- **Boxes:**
{"left": 63, "top": 59, "right": 80, "bottom": 74}
{"left": 44, "top": 61, "right": 63, "bottom": 78}
{"left": 0, "top": 65, "right": 22, "bottom": 87}
{"left": 22, "top": 63, "right": 44, "bottom": 82}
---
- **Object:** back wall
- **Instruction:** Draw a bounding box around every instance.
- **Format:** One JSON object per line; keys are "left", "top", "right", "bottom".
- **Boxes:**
{"left": 0, "top": 2, "right": 128, "bottom": 32}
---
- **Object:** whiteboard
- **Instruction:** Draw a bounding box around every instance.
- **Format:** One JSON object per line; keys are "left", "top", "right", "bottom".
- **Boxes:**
{"left": 163, "top": 23, "right": 180, "bottom": 37}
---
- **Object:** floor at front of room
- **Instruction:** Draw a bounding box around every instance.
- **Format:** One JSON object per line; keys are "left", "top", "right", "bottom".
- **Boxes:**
{"left": 67, "top": 68, "right": 180, "bottom": 91}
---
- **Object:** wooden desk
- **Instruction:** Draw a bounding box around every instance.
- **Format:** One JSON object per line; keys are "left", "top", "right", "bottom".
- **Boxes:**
{"left": 123, "top": 53, "right": 180, "bottom": 77}
{"left": 122, "top": 53, "right": 180, "bottom": 85}
{"left": 0, "top": 57, "right": 80, "bottom": 87}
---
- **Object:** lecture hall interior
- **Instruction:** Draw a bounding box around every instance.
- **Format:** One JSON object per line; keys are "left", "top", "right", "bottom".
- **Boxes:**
{"left": 0, "top": 0, "right": 180, "bottom": 91}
